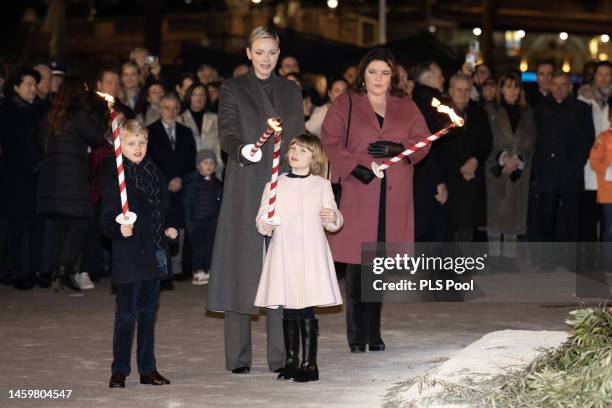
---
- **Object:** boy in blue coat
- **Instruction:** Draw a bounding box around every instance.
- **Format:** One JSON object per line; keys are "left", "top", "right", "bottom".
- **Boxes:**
{"left": 100, "top": 119, "right": 177, "bottom": 388}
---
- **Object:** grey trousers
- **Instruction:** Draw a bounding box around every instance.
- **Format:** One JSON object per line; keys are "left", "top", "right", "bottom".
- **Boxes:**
{"left": 224, "top": 309, "right": 285, "bottom": 371}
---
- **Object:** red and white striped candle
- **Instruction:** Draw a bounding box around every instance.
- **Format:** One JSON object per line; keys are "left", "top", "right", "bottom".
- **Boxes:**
{"left": 371, "top": 98, "right": 464, "bottom": 178}
{"left": 97, "top": 92, "right": 137, "bottom": 225}
{"left": 241, "top": 117, "right": 283, "bottom": 163}
{"left": 267, "top": 129, "right": 282, "bottom": 221}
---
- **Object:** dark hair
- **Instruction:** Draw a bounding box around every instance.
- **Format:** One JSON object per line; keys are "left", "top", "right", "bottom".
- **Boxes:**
{"left": 355, "top": 47, "right": 405, "bottom": 97}
{"left": 536, "top": 61, "right": 555, "bottom": 71}
{"left": 410, "top": 61, "right": 439, "bottom": 84}
{"left": 145, "top": 80, "right": 166, "bottom": 97}
{"left": 595, "top": 61, "right": 612, "bottom": 74}
{"left": 97, "top": 67, "right": 120, "bottom": 83}
{"left": 496, "top": 72, "right": 527, "bottom": 107}
{"left": 327, "top": 76, "right": 348, "bottom": 93}
{"left": 182, "top": 82, "right": 208, "bottom": 112}
{"left": 46, "top": 75, "right": 91, "bottom": 136}
{"left": 112, "top": 101, "right": 136, "bottom": 120}
{"left": 3, "top": 66, "right": 41, "bottom": 100}
{"left": 207, "top": 81, "right": 222, "bottom": 90}
{"left": 175, "top": 71, "right": 196, "bottom": 89}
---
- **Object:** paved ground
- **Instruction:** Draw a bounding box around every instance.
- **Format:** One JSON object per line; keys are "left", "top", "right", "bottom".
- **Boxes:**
{"left": 0, "top": 278, "right": 578, "bottom": 408}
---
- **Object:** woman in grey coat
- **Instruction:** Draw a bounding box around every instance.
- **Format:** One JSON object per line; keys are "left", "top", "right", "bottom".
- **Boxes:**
{"left": 484, "top": 73, "right": 536, "bottom": 260}
{"left": 206, "top": 27, "right": 305, "bottom": 374}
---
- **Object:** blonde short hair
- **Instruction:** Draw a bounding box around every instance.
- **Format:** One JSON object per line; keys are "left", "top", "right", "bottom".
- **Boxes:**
{"left": 247, "top": 26, "right": 280, "bottom": 48}
{"left": 119, "top": 119, "right": 148, "bottom": 140}
{"left": 286, "top": 134, "right": 328, "bottom": 177}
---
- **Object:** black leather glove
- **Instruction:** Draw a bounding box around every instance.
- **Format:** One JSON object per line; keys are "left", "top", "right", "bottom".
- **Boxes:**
{"left": 368, "top": 141, "right": 405, "bottom": 158}
{"left": 351, "top": 164, "right": 376, "bottom": 185}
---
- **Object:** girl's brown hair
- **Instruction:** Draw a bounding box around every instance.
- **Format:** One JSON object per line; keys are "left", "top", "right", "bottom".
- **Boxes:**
{"left": 355, "top": 47, "right": 405, "bottom": 97}
{"left": 286, "top": 134, "right": 328, "bottom": 177}
{"left": 46, "top": 75, "right": 90, "bottom": 137}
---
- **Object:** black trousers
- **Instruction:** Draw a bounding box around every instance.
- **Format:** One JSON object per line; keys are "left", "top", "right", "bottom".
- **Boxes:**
{"left": 112, "top": 279, "right": 160, "bottom": 375}
{"left": 42, "top": 217, "right": 89, "bottom": 275}
{"left": 190, "top": 220, "right": 217, "bottom": 271}
{"left": 345, "top": 263, "right": 382, "bottom": 345}
{"left": 539, "top": 192, "right": 580, "bottom": 242}
{"left": 7, "top": 214, "right": 44, "bottom": 280}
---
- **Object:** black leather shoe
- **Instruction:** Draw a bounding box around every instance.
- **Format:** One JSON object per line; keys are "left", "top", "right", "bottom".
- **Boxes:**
{"left": 349, "top": 343, "right": 366, "bottom": 353}
{"left": 109, "top": 373, "right": 126, "bottom": 388}
{"left": 368, "top": 341, "right": 386, "bottom": 351}
{"left": 140, "top": 370, "right": 170, "bottom": 385}
{"left": 231, "top": 367, "right": 250, "bottom": 374}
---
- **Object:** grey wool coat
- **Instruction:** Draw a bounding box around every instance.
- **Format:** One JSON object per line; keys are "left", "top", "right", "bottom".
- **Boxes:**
{"left": 207, "top": 69, "right": 305, "bottom": 314}
{"left": 484, "top": 104, "right": 536, "bottom": 235}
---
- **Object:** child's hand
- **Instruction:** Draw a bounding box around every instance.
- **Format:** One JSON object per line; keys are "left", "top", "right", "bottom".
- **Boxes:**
{"left": 320, "top": 208, "right": 337, "bottom": 224}
{"left": 165, "top": 228, "right": 178, "bottom": 240}
{"left": 260, "top": 221, "right": 276, "bottom": 237}
{"left": 120, "top": 224, "right": 134, "bottom": 238}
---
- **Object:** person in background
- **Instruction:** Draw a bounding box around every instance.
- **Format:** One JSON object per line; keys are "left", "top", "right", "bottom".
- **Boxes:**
{"left": 577, "top": 61, "right": 611, "bottom": 243}
{"left": 533, "top": 71, "right": 594, "bottom": 243}
{"left": 137, "top": 81, "right": 165, "bottom": 126}
{"left": 129, "top": 47, "right": 164, "bottom": 88}
{"left": 147, "top": 94, "right": 197, "bottom": 280}
{"left": 36, "top": 76, "right": 108, "bottom": 291}
{"left": 1, "top": 66, "right": 46, "bottom": 290}
{"left": 525, "top": 61, "right": 554, "bottom": 107}
{"left": 207, "top": 81, "right": 222, "bottom": 113}
{"left": 589, "top": 107, "right": 612, "bottom": 246}
{"left": 411, "top": 61, "right": 449, "bottom": 242}
{"left": 397, "top": 65, "right": 415, "bottom": 97}
{"left": 441, "top": 72, "right": 493, "bottom": 242}
{"left": 306, "top": 77, "right": 348, "bottom": 137}
{"left": 480, "top": 77, "right": 498, "bottom": 108}
{"left": 33, "top": 64, "right": 52, "bottom": 105}
{"left": 50, "top": 62, "right": 65, "bottom": 95}
{"left": 302, "top": 88, "right": 313, "bottom": 122}
{"left": 97, "top": 68, "right": 121, "bottom": 99}
{"left": 484, "top": 73, "right": 536, "bottom": 267}
{"left": 197, "top": 64, "right": 219, "bottom": 86}
{"left": 177, "top": 82, "right": 222, "bottom": 177}
{"left": 232, "top": 64, "right": 249, "bottom": 78}
{"left": 174, "top": 72, "right": 195, "bottom": 109}
{"left": 119, "top": 61, "right": 145, "bottom": 114}
{"left": 183, "top": 149, "right": 222, "bottom": 286}
{"left": 278, "top": 55, "right": 300, "bottom": 77}
{"left": 342, "top": 64, "right": 359, "bottom": 89}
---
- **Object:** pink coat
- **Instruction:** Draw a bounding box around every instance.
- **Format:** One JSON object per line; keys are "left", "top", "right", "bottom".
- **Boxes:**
{"left": 321, "top": 92, "right": 430, "bottom": 264}
{"left": 254, "top": 174, "right": 344, "bottom": 309}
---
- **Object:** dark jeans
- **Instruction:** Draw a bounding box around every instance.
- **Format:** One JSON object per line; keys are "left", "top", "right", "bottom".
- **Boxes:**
{"left": 579, "top": 191, "right": 601, "bottom": 242}
{"left": 539, "top": 192, "right": 580, "bottom": 241}
{"left": 7, "top": 214, "right": 44, "bottom": 280}
{"left": 190, "top": 220, "right": 217, "bottom": 271}
{"left": 81, "top": 203, "right": 111, "bottom": 279}
{"left": 604, "top": 204, "right": 612, "bottom": 242}
{"left": 345, "top": 263, "right": 382, "bottom": 346}
{"left": 42, "top": 217, "right": 89, "bottom": 275}
{"left": 112, "top": 279, "right": 160, "bottom": 376}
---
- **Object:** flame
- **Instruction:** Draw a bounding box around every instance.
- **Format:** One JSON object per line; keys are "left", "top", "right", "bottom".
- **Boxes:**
{"left": 431, "top": 98, "right": 464, "bottom": 127}
{"left": 96, "top": 91, "right": 115, "bottom": 104}
{"left": 267, "top": 117, "right": 283, "bottom": 132}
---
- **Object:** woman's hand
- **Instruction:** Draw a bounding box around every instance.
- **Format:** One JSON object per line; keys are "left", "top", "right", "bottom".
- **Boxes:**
{"left": 120, "top": 224, "right": 134, "bottom": 238}
{"left": 351, "top": 165, "right": 376, "bottom": 184}
{"left": 368, "top": 141, "right": 405, "bottom": 158}
{"left": 165, "top": 228, "right": 178, "bottom": 240}
{"left": 320, "top": 208, "right": 337, "bottom": 224}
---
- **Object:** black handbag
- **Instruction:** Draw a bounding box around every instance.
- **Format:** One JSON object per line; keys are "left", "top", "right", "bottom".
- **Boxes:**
{"left": 331, "top": 93, "right": 352, "bottom": 207}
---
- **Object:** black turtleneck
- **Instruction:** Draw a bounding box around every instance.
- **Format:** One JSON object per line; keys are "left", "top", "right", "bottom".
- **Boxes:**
{"left": 190, "top": 108, "right": 205, "bottom": 133}
{"left": 257, "top": 75, "right": 274, "bottom": 103}
{"left": 501, "top": 100, "right": 520, "bottom": 133}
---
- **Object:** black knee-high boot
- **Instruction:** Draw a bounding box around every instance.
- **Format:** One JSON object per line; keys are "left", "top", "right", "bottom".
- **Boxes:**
{"left": 295, "top": 318, "right": 319, "bottom": 382}
{"left": 277, "top": 318, "right": 300, "bottom": 381}
{"left": 345, "top": 264, "right": 366, "bottom": 352}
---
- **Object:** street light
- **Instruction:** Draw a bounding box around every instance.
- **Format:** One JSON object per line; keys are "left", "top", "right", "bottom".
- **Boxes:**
{"left": 559, "top": 32, "right": 568, "bottom": 41}
{"left": 517, "top": 30, "right": 526, "bottom": 39}
{"left": 473, "top": 27, "right": 482, "bottom": 36}
{"left": 601, "top": 34, "right": 610, "bottom": 43}
{"left": 252, "top": 0, "right": 262, "bottom": 4}
{"left": 327, "top": 0, "right": 338, "bottom": 9}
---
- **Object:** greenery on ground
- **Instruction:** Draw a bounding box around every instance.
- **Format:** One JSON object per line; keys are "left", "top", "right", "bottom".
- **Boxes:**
{"left": 383, "top": 305, "right": 612, "bottom": 408}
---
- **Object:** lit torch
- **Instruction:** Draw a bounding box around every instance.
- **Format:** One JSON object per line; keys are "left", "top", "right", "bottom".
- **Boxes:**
{"left": 371, "top": 98, "right": 464, "bottom": 178}
{"left": 96, "top": 92, "right": 137, "bottom": 225}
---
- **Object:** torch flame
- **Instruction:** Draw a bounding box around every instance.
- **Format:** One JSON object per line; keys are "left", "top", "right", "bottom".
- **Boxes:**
{"left": 431, "top": 98, "right": 464, "bottom": 127}
{"left": 267, "top": 117, "right": 283, "bottom": 132}
{"left": 96, "top": 91, "right": 115, "bottom": 104}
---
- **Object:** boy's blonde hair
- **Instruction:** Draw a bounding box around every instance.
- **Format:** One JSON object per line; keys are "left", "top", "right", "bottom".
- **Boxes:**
{"left": 247, "top": 26, "right": 280, "bottom": 49}
{"left": 119, "top": 119, "right": 148, "bottom": 140}
{"left": 286, "top": 134, "right": 328, "bottom": 177}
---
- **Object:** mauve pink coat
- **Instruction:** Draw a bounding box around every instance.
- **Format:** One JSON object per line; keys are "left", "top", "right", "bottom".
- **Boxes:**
{"left": 321, "top": 92, "right": 430, "bottom": 264}
{"left": 254, "top": 174, "right": 343, "bottom": 309}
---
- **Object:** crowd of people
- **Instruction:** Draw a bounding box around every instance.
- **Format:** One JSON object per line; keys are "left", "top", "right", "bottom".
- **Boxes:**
{"left": 0, "top": 25, "right": 611, "bottom": 384}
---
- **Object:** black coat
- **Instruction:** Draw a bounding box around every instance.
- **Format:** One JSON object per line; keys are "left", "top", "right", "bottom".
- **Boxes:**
{"left": 412, "top": 84, "right": 450, "bottom": 233}
{"left": 0, "top": 96, "right": 46, "bottom": 215}
{"left": 146, "top": 119, "right": 197, "bottom": 227}
{"left": 533, "top": 96, "right": 594, "bottom": 194}
{"left": 99, "top": 158, "right": 175, "bottom": 285}
{"left": 37, "top": 109, "right": 107, "bottom": 218}
{"left": 440, "top": 101, "right": 493, "bottom": 228}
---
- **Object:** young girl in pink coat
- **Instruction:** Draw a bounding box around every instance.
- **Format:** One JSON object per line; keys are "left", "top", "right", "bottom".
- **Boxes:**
{"left": 254, "top": 134, "right": 343, "bottom": 383}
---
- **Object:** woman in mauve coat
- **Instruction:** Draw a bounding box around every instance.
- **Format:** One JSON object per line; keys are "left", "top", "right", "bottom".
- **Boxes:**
{"left": 322, "top": 47, "right": 430, "bottom": 353}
